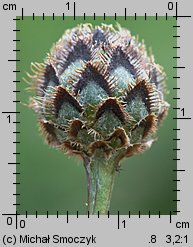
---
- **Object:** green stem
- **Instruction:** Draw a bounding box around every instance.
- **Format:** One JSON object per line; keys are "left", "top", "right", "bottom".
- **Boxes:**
{"left": 84, "top": 155, "right": 117, "bottom": 215}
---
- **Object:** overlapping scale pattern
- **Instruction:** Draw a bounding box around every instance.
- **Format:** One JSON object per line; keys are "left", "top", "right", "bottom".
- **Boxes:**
{"left": 30, "top": 23, "right": 169, "bottom": 160}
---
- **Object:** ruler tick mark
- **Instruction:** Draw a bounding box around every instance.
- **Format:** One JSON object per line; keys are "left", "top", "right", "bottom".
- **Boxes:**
{"left": 73, "top": 1, "right": 76, "bottom": 20}
{"left": 173, "top": 66, "right": 185, "bottom": 69}
{"left": 118, "top": 211, "right": 120, "bottom": 229}
{"left": 67, "top": 211, "right": 69, "bottom": 223}
{"left": 173, "top": 169, "right": 185, "bottom": 172}
{"left": 22, "top": 8, "right": 24, "bottom": 20}
{"left": 173, "top": 117, "right": 191, "bottom": 120}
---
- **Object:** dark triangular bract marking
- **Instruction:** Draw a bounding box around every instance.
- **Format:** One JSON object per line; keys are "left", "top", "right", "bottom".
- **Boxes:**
{"left": 53, "top": 86, "right": 83, "bottom": 118}
{"left": 35, "top": 63, "right": 59, "bottom": 96}
{"left": 96, "top": 98, "right": 126, "bottom": 123}
{"left": 43, "top": 63, "right": 59, "bottom": 90}
{"left": 73, "top": 63, "right": 113, "bottom": 96}
{"left": 131, "top": 114, "right": 157, "bottom": 141}
{"left": 68, "top": 119, "right": 84, "bottom": 138}
{"left": 106, "top": 128, "right": 129, "bottom": 147}
{"left": 60, "top": 40, "right": 91, "bottom": 75}
{"left": 125, "top": 80, "right": 160, "bottom": 114}
{"left": 39, "top": 120, "right": 59, "bottom": 145}
{"left": 142, "top": 114, "right": 157, "bottom": 140}
{"left": 108, "top": 46, "right": 136, "bottom": 77}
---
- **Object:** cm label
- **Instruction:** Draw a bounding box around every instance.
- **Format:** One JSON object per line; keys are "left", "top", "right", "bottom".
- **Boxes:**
{"left": 3, "top": 3, "right": 16, "bottom": 10}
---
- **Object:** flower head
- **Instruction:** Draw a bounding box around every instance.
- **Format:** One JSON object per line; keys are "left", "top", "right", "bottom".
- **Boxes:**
{"left": 30, "top": 23, "right": 169, "bottom": 162}
{"left": 29, "top": 23, "right": 170, "bottom": 214}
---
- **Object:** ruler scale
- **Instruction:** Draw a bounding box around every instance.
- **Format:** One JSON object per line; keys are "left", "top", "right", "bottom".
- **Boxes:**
{"left": 0, "top": 0, "right": 192, "bottom": 246}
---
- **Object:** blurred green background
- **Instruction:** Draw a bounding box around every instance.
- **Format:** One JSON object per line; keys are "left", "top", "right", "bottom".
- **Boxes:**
{"left": 16, "top": 16, "right": 177, "bottom": 215}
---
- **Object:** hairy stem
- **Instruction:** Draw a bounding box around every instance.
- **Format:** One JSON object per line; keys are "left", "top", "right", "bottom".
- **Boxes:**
{"left": 84, "top": 154, "right": 117, "bottom": 215}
